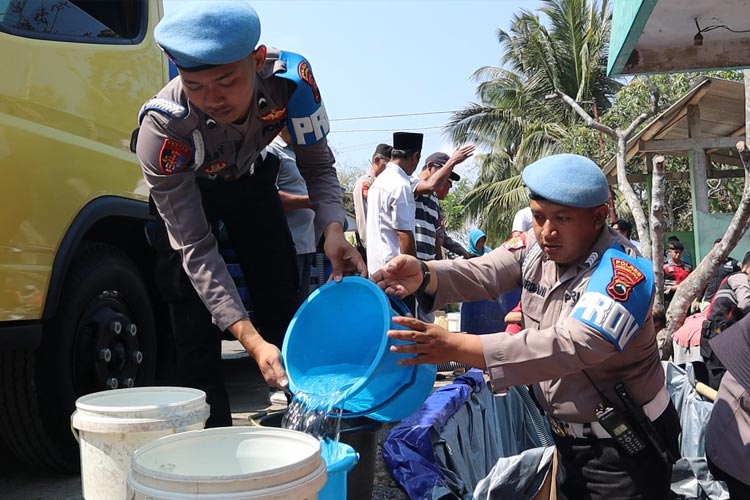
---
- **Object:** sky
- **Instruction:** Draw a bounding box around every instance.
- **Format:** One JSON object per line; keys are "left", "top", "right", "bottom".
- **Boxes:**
{"left": 164, "top": 0, "right": 544, "bottom": 178}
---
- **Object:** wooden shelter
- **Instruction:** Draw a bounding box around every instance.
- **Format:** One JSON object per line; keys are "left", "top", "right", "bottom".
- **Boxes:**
{"left": 607, "top": 0, "right": 750, "bottom": 262}
{"left": 603, "top": 77, "right": 746, "bottom": 260}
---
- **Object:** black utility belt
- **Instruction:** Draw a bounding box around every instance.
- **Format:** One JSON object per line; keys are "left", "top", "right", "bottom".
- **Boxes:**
{"left": 551, "top": 385, "right": 674, "bottom": 465}
{"left": 548, "top": 418, "right": 610, "bottom": 439}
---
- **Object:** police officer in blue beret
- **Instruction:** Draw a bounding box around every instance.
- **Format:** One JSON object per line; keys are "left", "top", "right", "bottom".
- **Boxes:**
{"left": 374, "top": 153, "right": 681, "bottom": 499}
{"left": 135, "top": 1, "right": 366, "bottom": 426}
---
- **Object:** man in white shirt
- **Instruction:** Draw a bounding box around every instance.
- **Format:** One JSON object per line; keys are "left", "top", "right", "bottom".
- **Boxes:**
{"left": 511, "top": 206, "right": 533, "bottom": 236}
{"left": 366, "top": 132, "right": 423, "bottom": 277}
{"left": 352, "top": 143, "right": 392, "bottom": 254}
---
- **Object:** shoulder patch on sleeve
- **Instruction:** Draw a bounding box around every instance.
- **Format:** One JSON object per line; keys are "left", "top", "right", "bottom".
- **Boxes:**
{"left": 502, "top": 233, "right": 527, "bottom": 250}
{"left": 276, "top": 50, "right": 330, "bottom": 146}
{"left": 138, "top": 98, "right": 188, "bottom": 125}
{"left": 159, "top": 138, "right": 193, "bottom": 174}
{"left": 260, "top": 106, "right": 287, "bottom": 122}
{"left": 570, "top": 247, "right": 654, "bottom": 351}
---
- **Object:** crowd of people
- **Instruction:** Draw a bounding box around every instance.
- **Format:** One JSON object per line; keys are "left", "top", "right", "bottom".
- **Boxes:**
{"left": 135, "top": 2, "right": 748, "bottom": 498}
{"left": 353, "top": 132, "right": 476, "bottom": 315}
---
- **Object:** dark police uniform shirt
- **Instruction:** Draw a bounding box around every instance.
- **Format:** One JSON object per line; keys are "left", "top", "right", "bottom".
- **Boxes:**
{"left": 135, "top": 49, "right": 344, "bottom": 331}
{"left": 425, "top": 227, "right": 664, "bottom": 423}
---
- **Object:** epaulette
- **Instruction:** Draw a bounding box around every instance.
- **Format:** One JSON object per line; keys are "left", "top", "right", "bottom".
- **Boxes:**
{"left": 137, "top": 98, "right": 188, "bottom": 125}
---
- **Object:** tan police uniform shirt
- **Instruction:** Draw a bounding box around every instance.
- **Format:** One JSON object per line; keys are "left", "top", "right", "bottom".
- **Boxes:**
{"left": 136, "top": 54, "right": 344, "bottom": 332}
{"left": 426, "top": 227, "right": 664, "bottom": 423}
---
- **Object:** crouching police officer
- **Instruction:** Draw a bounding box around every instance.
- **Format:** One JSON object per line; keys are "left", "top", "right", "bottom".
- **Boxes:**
{"left": 373, "top": 154, "right": 681, "bottom": 499}
{"left": 135, "top": 1, "right": 365, "bottom": 426}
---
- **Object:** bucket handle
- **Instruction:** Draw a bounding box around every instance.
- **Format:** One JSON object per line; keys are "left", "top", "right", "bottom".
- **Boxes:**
{"left": 388, "top": 295, "right": 411, "bottom": 317}
{"left": 70, "top": 423, "right": 80, "bottom": 444}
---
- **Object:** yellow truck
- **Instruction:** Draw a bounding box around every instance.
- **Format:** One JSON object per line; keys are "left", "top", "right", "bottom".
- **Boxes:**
{"left": 0, "top": 0, "right": 172, "bottom": 472}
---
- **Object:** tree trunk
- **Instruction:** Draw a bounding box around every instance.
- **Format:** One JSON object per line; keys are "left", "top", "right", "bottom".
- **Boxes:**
{"left": 650, "top": 156, "right": 667, "bottom": 313}
{"left": 662, "top": 141, "right": 750, "bottom": 353}
{"left": 660, "top": 70, "right": 750, "bottom": 352}
{"left": 616, "top": 135, "right": 652, "bottom": 260}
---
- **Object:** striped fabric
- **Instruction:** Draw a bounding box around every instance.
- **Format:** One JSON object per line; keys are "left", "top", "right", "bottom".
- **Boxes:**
{"left": 415, "top": 193, "right": 440, "bottom": 260}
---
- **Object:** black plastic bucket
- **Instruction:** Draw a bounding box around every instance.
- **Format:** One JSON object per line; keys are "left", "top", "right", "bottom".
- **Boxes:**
{"left": 258, "top": 411, "right": 381, "bottom": 500}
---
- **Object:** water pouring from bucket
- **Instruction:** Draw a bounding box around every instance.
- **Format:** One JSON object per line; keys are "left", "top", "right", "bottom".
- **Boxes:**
{"left": 282, "top": 276, "right": 436, "bottom": 422}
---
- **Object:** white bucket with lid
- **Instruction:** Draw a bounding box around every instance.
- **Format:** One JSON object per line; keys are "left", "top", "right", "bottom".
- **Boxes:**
{"left": 126, "top": 426, "right": 327, "bottom": 499}
{"left": 71, "top": 386, "right": 210, "bottom": 500}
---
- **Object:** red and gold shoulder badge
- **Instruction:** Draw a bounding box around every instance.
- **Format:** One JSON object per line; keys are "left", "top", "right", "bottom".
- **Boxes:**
{"left": 260, "top": 106, "right": 287, "bottom": 123}
{"left": 606, "top": 258, "right": 645, "bottom": 302}
{"left": 204, "top": 161, "right": 228, "bottom": 175}
{"left": 159, "top": 138, "right": 192, "bottom": 174}
{"left": 298, "top": 61, "right": 321, "bottom": 103}
{"left": 502, "top": 233, "right": 527, "bottom": 250}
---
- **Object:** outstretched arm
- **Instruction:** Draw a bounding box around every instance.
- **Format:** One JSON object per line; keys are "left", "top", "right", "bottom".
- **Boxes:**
{"left": 413, "top": 145, "right": 475, "bottom": 195}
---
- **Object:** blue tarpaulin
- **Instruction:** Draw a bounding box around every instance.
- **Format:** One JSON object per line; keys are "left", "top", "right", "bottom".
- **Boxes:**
{"left": 383, "top": 370, "right": 552, "bottom": 499}
{"left": 384, "top": 363, "right": 729, "bottom": 500}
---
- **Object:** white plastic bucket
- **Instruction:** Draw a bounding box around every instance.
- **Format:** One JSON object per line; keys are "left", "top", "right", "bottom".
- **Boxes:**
{"left": 71, "top": 386, "right": 210, "bottom": 500}
{"left": 127, "top": 427, "right": 328, "bottom": 499}
{"left": 446, "top": 312, "right": 461, "bottom": 332}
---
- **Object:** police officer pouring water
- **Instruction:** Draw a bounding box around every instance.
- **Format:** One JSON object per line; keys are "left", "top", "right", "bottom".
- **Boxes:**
{"left": 373, "top": 154, "right": 681, "bottom": 499}
{"left": 135, "top": 2, "right": 365, "bottom": 426}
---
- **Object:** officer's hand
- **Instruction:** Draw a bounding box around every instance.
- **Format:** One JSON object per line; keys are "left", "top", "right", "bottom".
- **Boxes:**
{"left": 371, "top": 255, "right": 422, "bottom": 298}
{"left": 387, "top": 316, "right": 486, "bottom": 368}
{"left": 231, "top": 319, "right": 287, "bottom": 388}
{"left": 249, "top": 341, "right": 288, "bottom": 389}
{"left": 323, "top": 223, "right": 367, "bottom": 281}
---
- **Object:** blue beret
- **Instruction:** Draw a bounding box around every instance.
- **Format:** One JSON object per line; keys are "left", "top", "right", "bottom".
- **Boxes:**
{"left": 521, "top": 154, "right": 609, "bottom": 208}
{"left": 155, "top": 1, "right": 261, "bottom": 71}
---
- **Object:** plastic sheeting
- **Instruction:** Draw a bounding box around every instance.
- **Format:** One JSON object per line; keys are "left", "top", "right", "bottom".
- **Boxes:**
{"left": 384, "top": 363, "right": 729, "bottom": 500}
{"left": 665, "top": 362, "right": 728, "bottom": 500}
{"left": 383, "top": 370, "right": 553, "bottom": 499}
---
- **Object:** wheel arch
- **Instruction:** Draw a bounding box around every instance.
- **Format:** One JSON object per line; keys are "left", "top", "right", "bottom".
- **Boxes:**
{"left": 43, "top": 196, "right": 153, "bottom": 321}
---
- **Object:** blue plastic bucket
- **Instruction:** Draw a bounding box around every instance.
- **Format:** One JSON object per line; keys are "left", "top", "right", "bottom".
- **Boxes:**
{"left": 319, "top": 440, "right": 358, "bottom": 500}
{"left": 282, "top": 276, "right": 436, "bottom": 421}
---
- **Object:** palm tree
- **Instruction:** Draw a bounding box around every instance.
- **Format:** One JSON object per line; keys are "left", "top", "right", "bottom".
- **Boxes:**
{"left": 446, "top": 0, "right": 621, "bottom": 240}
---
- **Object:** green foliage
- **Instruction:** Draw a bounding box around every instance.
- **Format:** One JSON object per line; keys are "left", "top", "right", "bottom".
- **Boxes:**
{"left": 446, "top": 0, "right": 618, "bottom": 239}
{"left": 337, "top": 162, "right": 366, "bottom": 218}
{"left": 565, "top": 70, "right": 745, "bottom": 232}
{"left": 446, "top": 0, "right": 745, "bottom": 236}
{"left": 439, "top": 178, "right": 472, "bottom": 233}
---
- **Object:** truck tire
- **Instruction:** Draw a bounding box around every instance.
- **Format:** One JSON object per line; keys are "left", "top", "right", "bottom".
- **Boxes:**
{"left": 0, "top": 242, "right": 158, "bottom": 473}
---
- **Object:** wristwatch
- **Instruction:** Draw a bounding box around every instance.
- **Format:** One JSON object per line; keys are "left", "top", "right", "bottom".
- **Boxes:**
{"left": 416, "top": 260, "right": 431, "bottom": 294}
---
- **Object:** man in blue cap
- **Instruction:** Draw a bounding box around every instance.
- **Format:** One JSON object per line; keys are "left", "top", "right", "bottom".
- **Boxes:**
{"left": 135, "top": 1, "right": 365, "bottom": 425}
{"left": 373, "top": 153, "right": 681, "bottom": 499}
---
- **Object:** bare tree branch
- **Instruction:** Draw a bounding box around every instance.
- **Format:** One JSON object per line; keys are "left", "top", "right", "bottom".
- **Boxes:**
{"left": 551, "top": 90, "right": 617, "bottom": 137}
{"left": 622, "top": 77, "right": 660, "bottom": 137}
